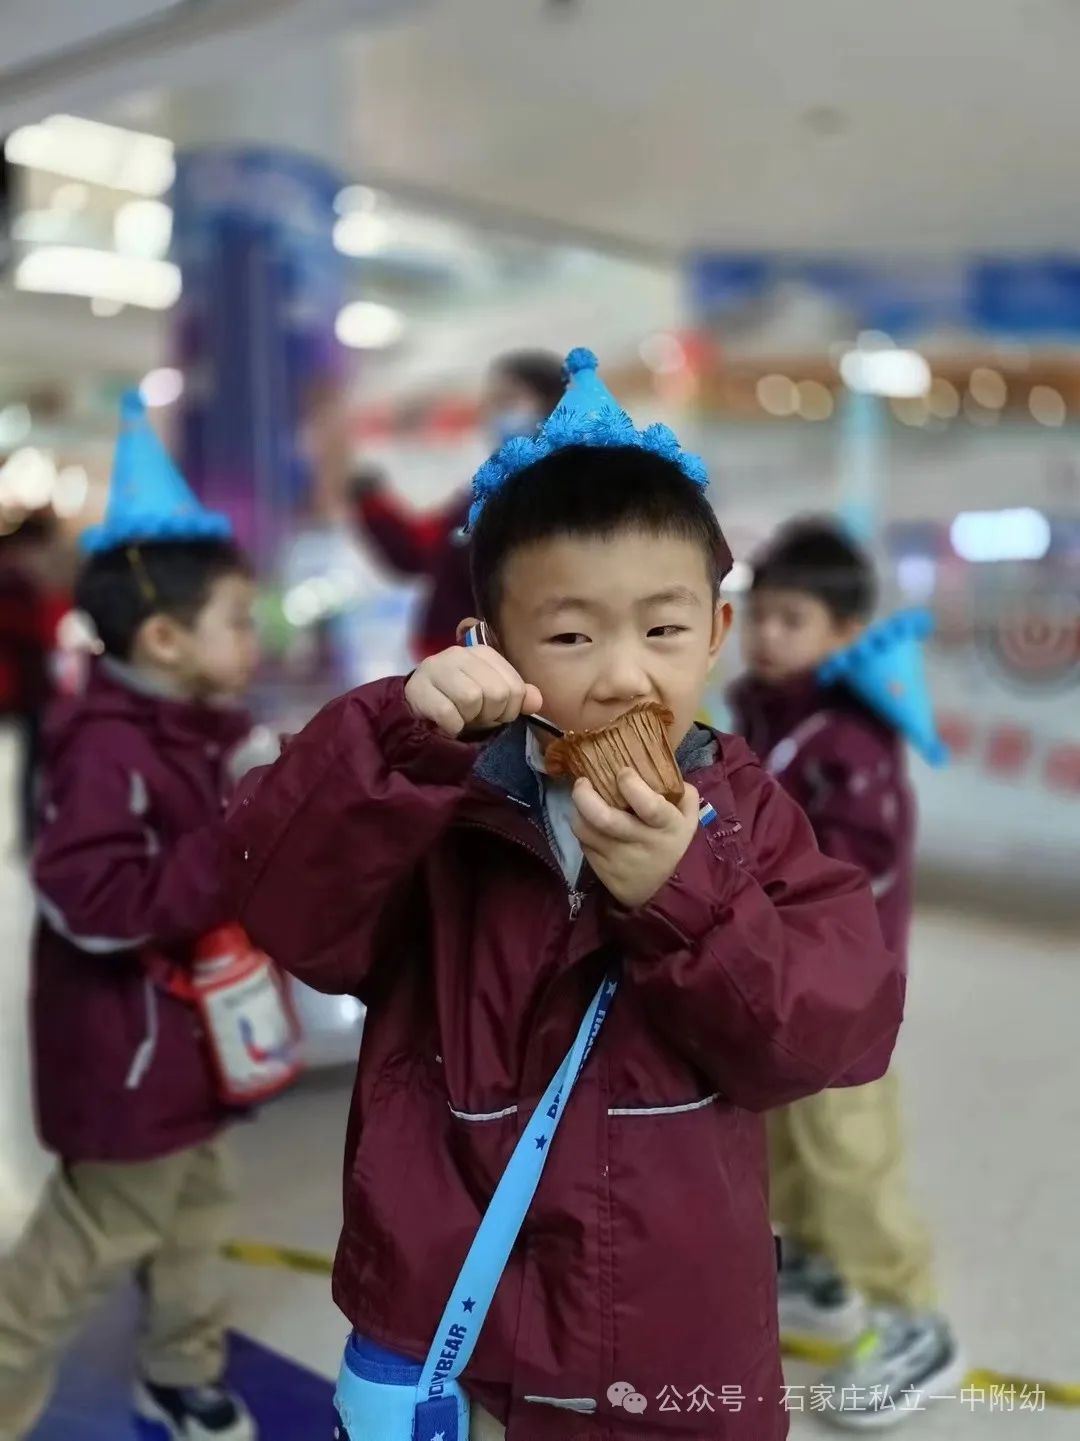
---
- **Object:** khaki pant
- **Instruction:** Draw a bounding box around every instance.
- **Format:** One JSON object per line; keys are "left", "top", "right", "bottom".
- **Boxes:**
{"left": 470, "top": 1406, "right": 505, "bottom": 1440}
{"left": 0, "top": 1138, "right": 235, "bottom": 1440}
{"left": 768, "top": 1072, "right": 937, "bottom": 1310}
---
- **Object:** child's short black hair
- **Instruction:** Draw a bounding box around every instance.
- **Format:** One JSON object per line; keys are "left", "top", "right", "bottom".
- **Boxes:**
{"left": 750, "top": 518, "right": 877, "bottom": 622}
{"left": 75, "top": 539, "right": 249, "bottom": 660}
{"left": 470, "top": 445, "right": 732, "bottom": 621}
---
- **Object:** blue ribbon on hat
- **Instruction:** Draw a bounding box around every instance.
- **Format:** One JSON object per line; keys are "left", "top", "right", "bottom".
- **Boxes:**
{"left": 468, "top": 347, "right": 710, "bottom": 527}
{"left": 82, "top": 390, "right": 233, "bottom": 554}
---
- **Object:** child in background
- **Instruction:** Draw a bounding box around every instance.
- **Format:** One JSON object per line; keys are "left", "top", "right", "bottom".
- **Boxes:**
{"left": 730, "top": 518, "right": 962, "bottom": 1429}
{"left": 0, "top": 395, "right": 262, "bottom": 1441}
{"left": 229, "top": 351, "right": 903, "bottom": 1441}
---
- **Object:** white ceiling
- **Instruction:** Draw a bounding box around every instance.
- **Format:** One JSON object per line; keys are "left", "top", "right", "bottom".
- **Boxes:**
{"left": 0, "top": 1, "right": 183, "bottom": 76}
{"left": 8, "top": 0, "right": 1080, "bottom": 418}
{"left": 346, "top": 0, "right": 1080, "bottom": 255}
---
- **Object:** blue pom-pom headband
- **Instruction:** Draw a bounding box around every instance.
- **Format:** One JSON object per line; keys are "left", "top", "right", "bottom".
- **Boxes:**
{"left": 467, "top": 347, "right": 710, "bottom": 529}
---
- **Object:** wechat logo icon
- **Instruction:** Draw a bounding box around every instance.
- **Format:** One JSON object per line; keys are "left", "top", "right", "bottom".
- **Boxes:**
{"left": 608, "top": 1381, "right": 648, "bottom": 1414}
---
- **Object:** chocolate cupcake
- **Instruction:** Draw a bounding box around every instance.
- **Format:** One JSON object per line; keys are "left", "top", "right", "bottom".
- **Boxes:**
{"left": 545, "top": 702, "right": 683, "bottom": 809}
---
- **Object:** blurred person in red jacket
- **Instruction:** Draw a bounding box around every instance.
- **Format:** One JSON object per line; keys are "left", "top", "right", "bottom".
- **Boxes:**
{"left": 228, "top": 351, "right": 901, "bottom": 1440}
{"left": 0, "top": 511, "right": 67, "bottom": 853}
{"left": 729, "top": 518, "right": 961, "bottom": 1429}
{"left": 351, "top": 350, "right": 566, "bottom": 659}
{"left": 0, "top": 396, "right": 264, "bottom": 1441}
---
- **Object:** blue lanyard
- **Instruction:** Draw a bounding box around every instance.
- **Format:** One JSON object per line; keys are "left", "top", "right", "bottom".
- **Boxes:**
{"left": 417, "top": 971, "right": 617, "bottom": 1405}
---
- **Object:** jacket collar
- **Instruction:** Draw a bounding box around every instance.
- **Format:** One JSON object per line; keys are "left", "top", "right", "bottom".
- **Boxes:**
{"left": 58, "top": 659, "right": 253, "bottom": 750}
{"left": 728, "top": 671, "right": 833, "bottom": 750}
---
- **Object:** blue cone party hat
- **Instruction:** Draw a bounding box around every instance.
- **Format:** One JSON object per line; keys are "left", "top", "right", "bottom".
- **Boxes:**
{"left": 818, "top": 608, "right": 948, "bottom": 766}
{"left": 81, "top": 390, "right": 233, "bottom": 554}
{"left": 468, "top": 347, "right": 709, "bottom": 527}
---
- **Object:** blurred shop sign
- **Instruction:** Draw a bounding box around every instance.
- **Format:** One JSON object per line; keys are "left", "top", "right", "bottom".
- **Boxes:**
{"left": 689, "top": 254, "right": 1080, "bottom": 339}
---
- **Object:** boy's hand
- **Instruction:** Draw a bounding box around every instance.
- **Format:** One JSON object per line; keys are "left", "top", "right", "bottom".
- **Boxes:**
{"left": 405, "top": 644, "right": 544, "bottom": 738}
{"left": 571, "top": 771, "right": 699, "bottom": 910}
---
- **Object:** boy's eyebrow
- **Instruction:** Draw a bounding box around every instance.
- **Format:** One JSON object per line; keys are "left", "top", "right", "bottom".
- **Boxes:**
{"left": 533, "top": 595, "right": 598, "bottom": 619}
{"left": 640, "top": 586, "right": 702, "bottom": 608}
{"left": 533, "top": 586, "right": 702, "bottom": 619}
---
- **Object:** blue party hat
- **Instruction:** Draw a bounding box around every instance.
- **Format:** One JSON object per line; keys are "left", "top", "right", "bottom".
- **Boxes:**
{"left": 468, "top": 347, "right": 709, "bottom": 527}
{"left": 81, "top": 391, "right": 233, "bottom": 554}
{"left": 818, "top": 608, "right": 948, "bottom": 766}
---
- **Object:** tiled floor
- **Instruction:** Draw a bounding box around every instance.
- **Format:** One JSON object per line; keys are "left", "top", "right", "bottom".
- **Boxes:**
{"left": 1, "top": 726, "right": 1077, "bottom": 1438}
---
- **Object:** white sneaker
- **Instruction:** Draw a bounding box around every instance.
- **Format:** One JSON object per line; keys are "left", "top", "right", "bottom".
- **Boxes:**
{"left": 779, "top": 1245, "right": 869, "bottom": 1346}
{"left": 819, "top": 1309, "right": 965, "bottom": 1429}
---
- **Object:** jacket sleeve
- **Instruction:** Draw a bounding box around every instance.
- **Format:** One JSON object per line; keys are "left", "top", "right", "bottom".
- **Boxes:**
{"left": 226, "top": 675, "right": 475, "bottom": 997}
{"left": 356, "top": 488, "right": 454, "bottom": 577}
{"left": 33, "top": 730, "right": 231, "bottom": 953}
{"left": 610, "top": 751, "right": 904, "bottom": 1111}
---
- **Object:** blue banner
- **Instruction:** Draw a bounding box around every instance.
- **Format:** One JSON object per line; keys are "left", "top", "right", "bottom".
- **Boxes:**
{"left": 689, "top": 253, "right": 1080, "bottom": 339}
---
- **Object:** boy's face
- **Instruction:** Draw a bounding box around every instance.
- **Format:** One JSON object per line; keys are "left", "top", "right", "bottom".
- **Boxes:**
{"left": 742, "top": 587, "right": 861, "bottom": 684}
{"left": 493, "top": 527, "right": 731, "bottom": 749}
{"left": 138, "top": 572, "right": 260, "bottom": 701}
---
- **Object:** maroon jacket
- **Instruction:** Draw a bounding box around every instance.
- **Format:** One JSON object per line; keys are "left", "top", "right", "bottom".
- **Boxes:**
{"left": 354, "top": 487, "right": 473, "bottom": 658}
{"left": 229, "top": 677, "right": 901, "bottom": 1439}
{"left": 31, "top": 662, "right": 253, "bottom": 1162}
{"left": 728, "top": 674, "right": 915, "bottom": 960}
{"left": 0, "top": 562, "right": 49, "bottom": 715}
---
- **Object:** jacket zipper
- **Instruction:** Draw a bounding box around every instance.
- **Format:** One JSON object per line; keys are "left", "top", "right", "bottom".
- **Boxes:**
{"left": 460, "top": 813, "right": 584, "bottom": 921}
{"left": 535, "top": 803, "right": 586, "bottom": 920}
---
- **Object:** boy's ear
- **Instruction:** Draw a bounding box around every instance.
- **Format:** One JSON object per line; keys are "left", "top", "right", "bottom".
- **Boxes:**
{"left": 136, "top": 612, "right": 186, "bottom": 667}
{"left": 708, "top": 599, "right": 734, "bottom": 661}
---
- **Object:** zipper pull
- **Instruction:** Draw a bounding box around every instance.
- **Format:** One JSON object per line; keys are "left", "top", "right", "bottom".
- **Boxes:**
{"left": 568, "top": 889, "right": 584, "bottom": 921}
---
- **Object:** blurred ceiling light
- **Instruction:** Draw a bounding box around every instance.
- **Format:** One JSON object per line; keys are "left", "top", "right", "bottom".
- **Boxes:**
{"left": 91, "top": 296, "right": 125, "bottom": 318}
{"left": 15, "top": 248, "right": 181, "bottom": 310}
{"left": 0, "top": 404, "right": 32, "bottom": 447}
{"left": 335, "top": 300, "right": 404, "bottom": 350}
{"left": 927, "top": 377, "right": 960, "bottom": 419}
{"left": 756, "top": 374, "right": 799, "bottom": 417}
{"left": 889, "top": 396, "right": 929, "bottom": 427}
{"left": 0, "top": 448, "right": 56, "bottom": 510}
{"left": 796, "top": 380, "right": 834, "bottom": 422}
{"left": 114, "top": 199, "right": 173, "bottom": 260}
{"left": 334, "top": 184, "right": 378, "bottom": 215}
{"left": 950, "top": 507, "right": 1051, "bottom": 563}
{"left": 50, "top": 182, "right": 89, "bottom": 212}
{"left": 333, "top": 212, "right": 393, "bottom": 258}
{"left": 896, "top": 555, "right": 937, "bottom": 601}
{"left": 639, "top": 332, "right": 686, "bottom": 375}
{"left": 5, "top": 115, "right": 175, "bottom": 196}
{"left": 969, "top": 367, "right": 1007, "bottom": 409}
{"left": 1029, "top": 385, "right": 1066, "bottom": 428}
{"left": 140, "top": 368, "right": 185, "bottom": 408}
{"left": 841, "top": 347, "right": 931, "bottom": 398}
{"left": 721, "top": 560, "right": 753, "bottom": 594}
{"left": 53, "top": 465, "right": 89, "bottom": 518}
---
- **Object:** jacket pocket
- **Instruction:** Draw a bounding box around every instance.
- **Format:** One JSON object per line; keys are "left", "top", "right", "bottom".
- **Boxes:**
{"left": 604, "top": 1100, "right": 776, "bottom": 1408}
